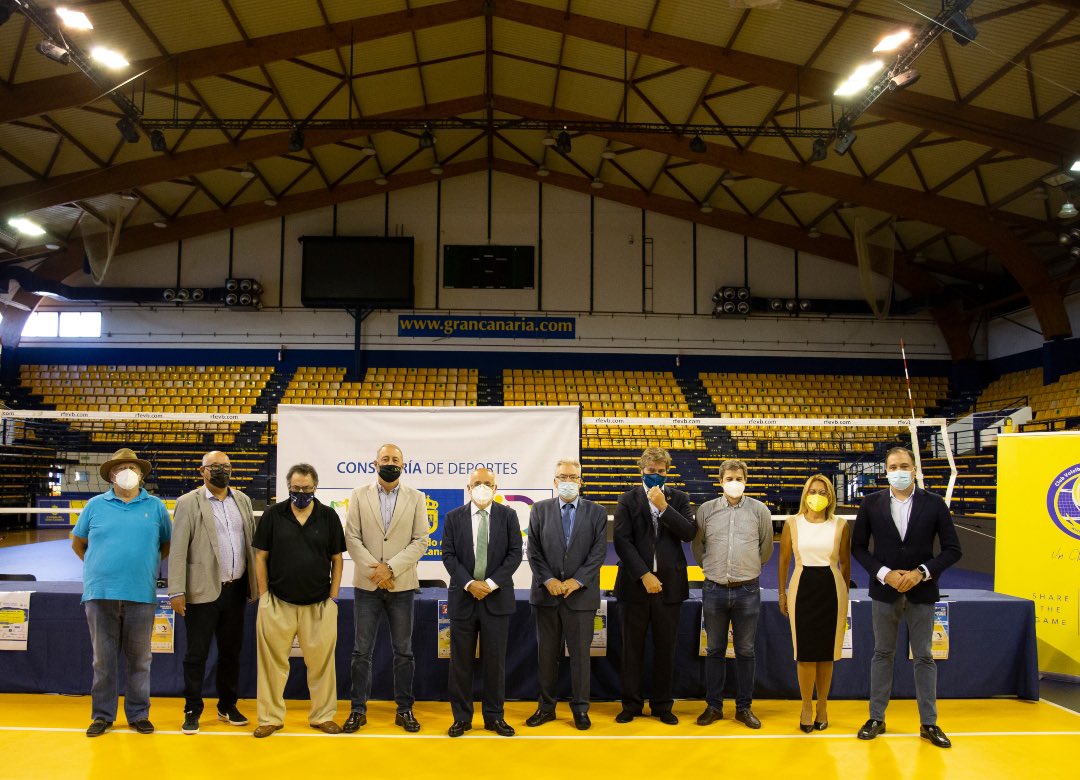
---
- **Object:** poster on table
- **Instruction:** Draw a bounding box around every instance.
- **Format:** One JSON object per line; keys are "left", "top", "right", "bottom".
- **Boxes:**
{"left": 151, "top": 597, "right": 174, "bottom": 653}
{"left": 0, "top": 591, "right": 31, "bottom": 651}
{"left": 908, "top": 602, "right": 949, "bottom": 660}
{"left": 277, "top": 405, "right": 580, "bottom": 588}
{"left": 996, "top": 432, "right": 1080, "bottom": 677}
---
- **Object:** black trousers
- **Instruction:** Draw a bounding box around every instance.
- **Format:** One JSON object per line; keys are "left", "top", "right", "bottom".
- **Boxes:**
{"left": 447, "top": 606, "right": 509, "bottom": 724}
{"left": 181, "top": 579, "right": 247, "bottom": 715}
{"left": 618, "top": 596, "right": 680, "bottom": 715}
{"left": 534, "top": 602, "right": 594, "bottom": 714}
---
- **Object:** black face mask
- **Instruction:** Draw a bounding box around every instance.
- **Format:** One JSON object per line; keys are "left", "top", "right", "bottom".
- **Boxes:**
{"left": 290, "top": 491, "right": 315, "bottom": 509}
{"left": 208, "top": 472, "right": 230, "bottom": 489}
{"left": 378, "top": 464, "right": 402, "bottom": 483}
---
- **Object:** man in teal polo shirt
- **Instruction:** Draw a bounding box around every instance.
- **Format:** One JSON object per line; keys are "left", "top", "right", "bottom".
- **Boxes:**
{"left": 72, "top": 448, "right": 172, "bottom": 738}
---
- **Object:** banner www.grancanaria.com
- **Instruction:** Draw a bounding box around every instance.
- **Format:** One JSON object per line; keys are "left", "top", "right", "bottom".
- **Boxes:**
{"left": 996, "top": 431, "right": 1080, "bottom": 677}
{"left": 276, "top": 405, "right": 580, "bottom": 588}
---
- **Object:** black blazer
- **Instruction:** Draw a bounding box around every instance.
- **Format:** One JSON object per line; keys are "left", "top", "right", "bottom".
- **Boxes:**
{"left": 852, "top": 487, "right": 962, "bottom": 604}
{"left": 527, "top": 497, "right": 608, "bottom": 611}
{"left": 442, "top": 501, "right": 523, "bottom": 618}
{"left": 613, "top": 486, "right": 696, "bottom": 604}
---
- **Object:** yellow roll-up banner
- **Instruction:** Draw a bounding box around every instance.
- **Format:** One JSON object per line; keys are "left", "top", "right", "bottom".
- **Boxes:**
{"left": 996, "top": 432, "right": 1080, "bottom": 677}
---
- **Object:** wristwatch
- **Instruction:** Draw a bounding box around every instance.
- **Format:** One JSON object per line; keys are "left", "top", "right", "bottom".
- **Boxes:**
{"left": 386, "top": 563, "right": 395, "bottom": 576}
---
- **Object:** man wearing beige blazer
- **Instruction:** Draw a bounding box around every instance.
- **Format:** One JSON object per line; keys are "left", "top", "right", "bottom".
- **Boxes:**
{"left": 168, "top": 451, "right": 258, "bottom": 735}
{"left": 343, "top": 443, "right": 430, "bottom": 733}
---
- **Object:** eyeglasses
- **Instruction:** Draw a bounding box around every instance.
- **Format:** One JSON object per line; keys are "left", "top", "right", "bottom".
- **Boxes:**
{"left": 555, "top": 474, "right": 582, "bottom": 482}
{"left": 288, "top": 486, "right": 316, "bottom": 493}
{"left": 202, "top": 465, "right": 231, "bottom": 474}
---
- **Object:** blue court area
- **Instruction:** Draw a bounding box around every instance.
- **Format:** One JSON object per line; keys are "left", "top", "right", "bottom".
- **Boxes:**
{"left": 0, "top": 539, "right": 994, "bottom": 590}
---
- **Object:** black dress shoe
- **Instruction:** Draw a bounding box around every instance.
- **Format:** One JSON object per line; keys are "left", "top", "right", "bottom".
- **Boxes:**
{"left": 86, "top": 719, "right": 112, "bottom": 738}
{"left": 448, "top": 721, "right": 472, "bottom": 738}
{"left": 799, "top": 722, "right": 814, "bottom": 733}
{"left": 696, "top": 706, "right": 723, "bottom": 726}
{"left": 654, "top": 711, "right": 679, "bottom": 725}
{"left": 920, "top": 724, "right": 952, "bottom": 748}
{"left": 857, "top": 719, "right": 886, "bottom": 740}
{"left": 615, "top": 709, "right": 639, "bottom": 724}
{"left": 484, "top": 719, "right": 515, "bottom": 737}
{"left": 525, "top": 709, "right": 556, "bottom": 727}
{"left": 735, "top": 709, "right": 761, "bottom": 729}
{"left": 814, "top": 721, "right": 828, "bottom": 731}
{"left": 573, "top": 712, "right": 591, "bottom": 730}
{"left": 395, "top": 710, "right": 420, "bottom": 732}
{"left": 342, "top": 711, "right": 366, "bottom": 733}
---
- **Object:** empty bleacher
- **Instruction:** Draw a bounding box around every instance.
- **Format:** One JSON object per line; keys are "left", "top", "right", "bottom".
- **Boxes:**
{"left": 976, "top": 367, "right": 1080, "bottom": 431}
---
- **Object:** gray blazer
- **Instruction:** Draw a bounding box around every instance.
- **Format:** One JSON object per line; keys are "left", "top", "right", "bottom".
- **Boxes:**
{"left": 168, "top": 486, "right": 258, "bottom": 604}
{"left": 345, "top": 482, "right": 430, "bottom": 591}
{"left": 527, "top": 496, "right": 608, "bottom": 611}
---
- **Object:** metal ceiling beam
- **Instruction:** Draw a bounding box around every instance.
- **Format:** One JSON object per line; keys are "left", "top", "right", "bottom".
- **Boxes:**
{"left": 492, "top": 0, "right": 1077, "bottom": 166}
{"left": 493, "top": 95, "right": 1072, "bottom": 340}
{"left": 0, "top": 0, "right": 486, "bottom": 124}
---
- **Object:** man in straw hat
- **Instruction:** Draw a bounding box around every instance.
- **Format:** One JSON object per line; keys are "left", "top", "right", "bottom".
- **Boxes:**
{"left": 72, "top": 448, "right": 172, "bottom": 738}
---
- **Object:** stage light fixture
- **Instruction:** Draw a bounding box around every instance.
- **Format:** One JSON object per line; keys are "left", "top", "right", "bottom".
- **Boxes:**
{"left": 375, "top": 176, "right": 389, "bottom": 185}
{"left": 722, "top": 287, "right": 737, "bottom": 300}
{"left": 91, "top": 46, "right": 128, "bottom": 69}
{"left": 541, "top": 131, "right": 556, "bottom": 147}
{"left": 239, "top": 293, "right": 252, "bottom": 306}
{"left": 162, "top": 288, "right": 176, "bottom": 301}
{"left": 722, "top": 300, "right": 736, "bottom": 314}
{"left": 689, "top": 135, "right": 707, "bottom": 154}
{"left": 712, "top": 289, "right": 724, "bottom": 304}
{"left": 834, "top": 130, "right": 857, "bottom": 156}
{"left": 1059, "top": 201, "right": 1078, "bottom": 220}
{"left": 430, "top": 165, "right": 443, "bottom": 175}
{"left": 736, "top": 287, "right": 750, "bottom": 301}
{"left": 360, "top": 145, "right": 378, "bottom": 157}
{"left": 601, "top": 145, "right": 617, "bottom": 160}
{"left": 537, "top": 167, "right": 550, "bottom": 177}
{"left": 8, "top": 217, "right": 45, "bottom": 237}
{"left": 263, "top": 198, "right": 278, "bottom": 207}
{"left": 1070, "top": 246, "right": 1080, "bottom": 260}
{"left": 735, "top": 301, "right": 751, "bottom": 315}
{"left": 769, "top": 298, "right": 784, "bottom": 312}
{"left": 712, "top": 304, "right": 723, "bottom": 318}
{"left": 288, "top": 128, "right": 304, "bottom": 152}
{"left": 785, "top": 299, "right": 797, "bottom": 312}
{"left": 149, "top": 129, "right": 167, "bottom": 152}
{"left": 252, "top": 282, "right": 264, "bottom": 294}
{"left": 191, "top": 288, "right": 205, "bottom": 302}
{"left": 809, "top": 138, "right": 828, "bottom": 162}
{"left": 873, "top": 29, "right": 911, "bottom": 53}
{"left": 700, "top": 203, "right": 713, "bottom": 214}
{"left": 834, "top": 61, "right": 884, "bottom": 97}
{"left": 239, "top": 279, "right": 253, "bottom": 292}
{"left": 889, "top": 69, "right": 921, "bottom": 91}
{"left": 175, "top": 288, "right": 190, "bottom": 302}
{"left": 116, "top": 117, "right": 139, "bottom": 143}
{"left": 418, "top": 127, "right": 435, "bottom": 149}
{"left": 37, "top": 40, "right": 71, "bottom": 65}
{"left": 799, "top": 299, "right": 812, "bottom": 312}
{"left": 153, "top": 220, "right": 168, "bottom": 229}
{"left": 56, "top": 7, "right": 93, "bottom": 30}
{"left": 590, "top": 177, "right": 603, "bottom": 189}
{"left": 224, "top": 292, "right": 238, "bottom": 306}
{"left": 946, "top": 10, "right": 978, "bottom": 46}
{"left": 225, "top": 278, "right": 239, "bottom": 292}
{"left": 808, "top": 228, "right": 822, "bottom": 239}
{"left": 555, "top": 130, "right": 572, "bottom": 155}
{"left": 1071, "top": 159, "right": 1080, "bottom": 173}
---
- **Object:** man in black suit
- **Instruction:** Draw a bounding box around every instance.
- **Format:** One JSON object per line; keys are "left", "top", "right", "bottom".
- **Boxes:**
{"left": 525, "top": 458, "right": 608, "bottom": 730}
{"left": 852, "top": 446, "right": 962, "bottom": 749}
{"left": 442, "top": 467, "right": 523, "bottom": 738}
{"left": 613, "top": 446, "right": 697, "bottom": 725}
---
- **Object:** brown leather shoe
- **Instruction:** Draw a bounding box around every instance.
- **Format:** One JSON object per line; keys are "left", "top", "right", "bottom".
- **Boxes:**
{"left": 311, "top": 721, "right": 342, "bottom": 734}
{"left": 253, "top": 724, "right": 282, "bottom": 738}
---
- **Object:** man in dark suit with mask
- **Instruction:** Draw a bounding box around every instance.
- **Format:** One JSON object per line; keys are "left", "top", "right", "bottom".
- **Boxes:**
{"left": 442, "top": 467, "right": 523, "bottom": 738}
{"left": 852, "top": 446, "right": 962, "bottom": 748}
{"left": 613, "top": 446, "right": 696, "bottom": 725}
{"left": 525, "top": 458, "right": 608, "bottom": 730}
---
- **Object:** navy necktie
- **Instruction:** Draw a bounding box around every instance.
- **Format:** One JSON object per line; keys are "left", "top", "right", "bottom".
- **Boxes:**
{"left": 561, "top": 502, "right": 574, "bottom": 545}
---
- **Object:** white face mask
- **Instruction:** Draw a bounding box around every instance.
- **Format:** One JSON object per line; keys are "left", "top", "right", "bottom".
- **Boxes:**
{"left": 722, "top": 480, "right": 745, "bottom": 499}
{"left": 114, "top": 468, "right": 140, "bottom": 491}
{"left": 471, "top": 484, "right": 494, "bottom": 507}
{"left": 557, "top": 481, "right": 579, "bottom": 501}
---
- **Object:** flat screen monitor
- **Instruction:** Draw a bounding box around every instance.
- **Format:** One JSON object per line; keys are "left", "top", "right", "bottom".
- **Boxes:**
{"left": 300, "top": 236, "right": 414, "bottom": 308}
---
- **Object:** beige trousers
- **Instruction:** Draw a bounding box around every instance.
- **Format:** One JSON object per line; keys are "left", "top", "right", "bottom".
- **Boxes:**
{"left": 255, "top": 592, "right": 339, "bottom": 727}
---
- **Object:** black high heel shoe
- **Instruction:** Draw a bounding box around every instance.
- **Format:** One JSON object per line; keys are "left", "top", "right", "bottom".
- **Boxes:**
{"left": 799, "top": 722, "right": 814, "bottom": 733}
{"left": 813, "top": 721, "right": 828, "bottom": 731}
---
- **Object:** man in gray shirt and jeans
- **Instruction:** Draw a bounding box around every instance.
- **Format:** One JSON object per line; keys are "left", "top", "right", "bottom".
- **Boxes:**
{"left": 692, "top": 458, "right": 773, "bottom": 729}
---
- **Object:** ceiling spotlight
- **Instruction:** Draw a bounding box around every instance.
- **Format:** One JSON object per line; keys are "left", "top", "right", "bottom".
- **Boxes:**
{"left": 430, "top": 165, "right": 443, "bottom": 175}
{"left": 799, "top": 299, "right": 812, "bottom": 311}
{"left": 590, "top": 177, "right": 603, "bottom": 189}
{"left": 116, "top": 117, "right": 139, "bottom": 143}
{"left": 700, "top": 203, "right": 714, "bottom": 214}
{"left": 555, "top": 130, "right": 572, "bottom": 155}
{"left": 601, "top": 146, "right": 617, "bottom": 160}
{"left": 785, "top": 299, "right": 797, "bottom": 312}
{"left": 360, "top": 145, "right": 378, "bottom": 157}
{"left": 809, "top": 138, "right": 828, "bottom": 162}
{"left": 722, "top": 287, "right": 737, "bottom": 300}
{"left": 288, "top": 127, "right": 304, "bottom": 152}
{"left": 119, "top": 191, "right": 138, "bottom": 201}
{"left": 888, "top": 68, "right": 920, "bottom": 91}
{"left": 1070, "top": 246, "right": 1080, "bottom": 260}
{"left": 56, "top": 7, "right": 93, "bottom": 30}
{"left": 1071, "top": 160, "right": 1080, "bottom": 173}
{"left": 722, "top": 300, "right": 737, "bottom": 314}
{"left": 712, "top": 290, "right": 724, "bottom": 304}
{"left": 689, "top": 135, "right": 707, "bottom": 154}
{"left": 239, "top": 166, "right": 256, "bottom": 179}
{"left": 190, "top": 288, "right": 205, "bottom": 302}
{"left": 375, "top": 176, "right": 388, "bottom": 186}
{"left": 834, "top": 130, "right": 857, "bottom": 156}
{"left": 1059, "top": 201, "right": 1078, "bottom": 220}
{"left": 541, "top": 131, "right": 556, "bottom": 147}
{"left": 45, "top": 242, "right": 61, "bottom": 250}
{"left": 37, "top": 40, "right": 71, "bottom": 65}
{"left": 149, "top": 129, "right": 167, "bottom": 152}
{"left": 239, "top": 279, "right": 253, "bottom": 292}
{"left": 1059, "top": 232, "right": 1072, "bottom": 245}
{"left": 769, "top": 298, "right": 784, "bottom": 312}
{"left": 946, "top": 9, "right": 978, "bottom": 46}
{"left": 418, "top": 127, "right": 435, "bottom": 149}
{"left": 263, "top": 198, "right": 278, "bottom": 207}
{"left": 162, "top": 288, "right": 176, "bottom": 301}
{"left": 873, "top": 29, "right": 911, "bottom": 53}
{"left": 537, "top": 166, "right": 549, "bottom": 177}
{"left": 153, "top": 220, "right": 168, "bottom": 229}
{"left": 719, "top": 173, "right": 735, "bottom": 187}
{"left": 834, "top": 60, "right": 884, "bottom": 97}
{"left": 1033, "top": 185, "right": 1049, "bottom": 200}
{"left": 808, "top": 228, "right": 821, "bottom": 239}
{"left": 225, "top": 278, "right": 239, "bottom": 292}
{"left": 8, "top": 217, "right": 46, "bottom": 237}
{"left": 175, "top": 288, "right": 190, "bottom": 302}
{"left": 91, "top": 46, "right": 129, "bottom": 69}
{"left": 239, "top": 293, "right": 253, "bottom": 306}
{"left": 735, "top": 300, "right": 751, "bottom": 315}
{"left": 224, "top": 292, "right": 238, "bottom": 306}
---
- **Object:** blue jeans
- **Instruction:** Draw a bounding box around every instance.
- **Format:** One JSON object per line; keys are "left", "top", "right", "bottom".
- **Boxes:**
{"left": 702, "top": 580, "right": 760, "bottom": 711}
{"left": 84, "top": 599, "right": 156, "bottom": 723}
{"left": 870, "top": 596, "right": 937, "bottom": 725}
{"left": 349, "top": 588, "right": 415, "bottom": 714}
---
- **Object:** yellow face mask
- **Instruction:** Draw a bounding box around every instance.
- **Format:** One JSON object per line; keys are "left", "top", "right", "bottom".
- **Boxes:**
{"left": 806, "top": 494, "right": 829, "bottom": 513}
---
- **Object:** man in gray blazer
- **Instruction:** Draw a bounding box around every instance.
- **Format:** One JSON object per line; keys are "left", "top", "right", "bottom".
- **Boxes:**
{"left": 343, "top": 443, "right": 430, "bottom": 733}
{"left": 525, "top": 458, "right": 608, "bottom": 730}
{"left": 168, "top": 451, "right": 258, "bottom": 735}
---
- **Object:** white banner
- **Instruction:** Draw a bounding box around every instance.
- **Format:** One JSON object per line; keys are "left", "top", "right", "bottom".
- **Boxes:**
{"left": 276, "top": 405, "right": 580, "bottom": 587}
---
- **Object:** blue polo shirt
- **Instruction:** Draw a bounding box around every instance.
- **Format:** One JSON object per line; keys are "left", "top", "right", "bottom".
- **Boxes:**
{"left": 72, "top": 488, "right": 172, "bottom": 604}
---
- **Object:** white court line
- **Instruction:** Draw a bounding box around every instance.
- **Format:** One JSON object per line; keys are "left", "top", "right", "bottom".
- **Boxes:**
{"left": 1, "top": 726, "right": 1078, "bottom": 740}
{"left": 955, "top": 525, "right": 995, "bottom": 540}
{"left": 1039, "top": 697, "right": 1080, "bottom": 717}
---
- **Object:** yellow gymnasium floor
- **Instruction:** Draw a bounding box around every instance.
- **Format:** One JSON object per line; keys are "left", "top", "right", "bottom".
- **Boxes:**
{"left": 2, "top": 696, "right": 1077, "bottom": 779}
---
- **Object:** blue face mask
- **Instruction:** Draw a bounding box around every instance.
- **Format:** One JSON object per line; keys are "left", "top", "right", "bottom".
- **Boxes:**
{"left": 290, "top": 491, "right": 315, "bottom": 508}
{"left": 887, "top": 470, "right": 913, "bottom": 491}
{"left": 643, "top": 473, "right": 665, "bottom": 490}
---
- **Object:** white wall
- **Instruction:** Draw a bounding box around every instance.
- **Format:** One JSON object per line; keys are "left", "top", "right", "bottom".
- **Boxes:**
{"left": 986, "top": 290, "right": 1080, "bottom": 360}
{"left": 33, "top": 172, "right": 953, "bottom": 360}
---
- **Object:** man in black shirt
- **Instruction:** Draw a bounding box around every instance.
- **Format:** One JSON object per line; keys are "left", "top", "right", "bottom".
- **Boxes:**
{"left": 252, "top": 463, "right": 346, "bottom": 738}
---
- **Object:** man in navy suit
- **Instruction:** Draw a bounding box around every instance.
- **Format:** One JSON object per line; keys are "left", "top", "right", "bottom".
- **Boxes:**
{"left": 613, "top": 447, "right": 696, "bottom": 725}
{"left": 525, "top": 458, "right": 608, "bottom": 730}
{"left": 442, "top": 467, "right": 523, "bottom": 738}
{"left": 852, "top": 446, "right": 962, "bottom": 748}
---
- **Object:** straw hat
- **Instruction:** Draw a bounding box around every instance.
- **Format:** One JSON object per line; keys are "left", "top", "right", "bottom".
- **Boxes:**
{"left": 99, "top": 448, "right": 153, "bottom": 482}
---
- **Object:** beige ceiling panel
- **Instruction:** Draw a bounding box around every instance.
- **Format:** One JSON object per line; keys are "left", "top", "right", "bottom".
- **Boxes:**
{"left": 420, "top": 56, "right": 486, "bottom": 103}
{"left": 320, "top": 0, "right": 406, "bottom": 22}
{"left": 561, "top": 35, "right": 637, "bottom": 80}
{"left": 666, "top": 163, "right": 723, "bottom": 198}
{"left": 1030, "top": 39, "right": 1080, "bottom": 113}
{"left": 130, "top": 0, "right": 239, "bottom": 52}
{"left": 633, "top": 64, "right": 713, "bottom": 124}
{"left": 573, "top": 0, "right": 660, "bottom": 29}
{"left": 740, "top": 136, "right": 810, "bottom": 164}
{"left": 495, "top": 56, "right": 557, "bottom": 105}
{"left": 872, "top": 155, "right": 924, "bottom": 191}
{"left": 968, "top": 66, "right": 1036, "bottom": 117}
{"left": 415, "top": 17, "right": 485, "bottom": 58}
{"left": 0, "top": 124, "right": 54, "bottom": 174}
{"left": 756, "top": 196, "right": 800, "bottom": 226}
{"left": 649, "top": 173, "right": 691, "bottom": 201}
{"left": 982, "top": 157, "right": 1060, "bottom": 205}
{"left": 704, "top": 85, "right": 791, "bottom": 127}
{"left": 356, "top": 32, "right": 422, "bottom": 73}
{"left": 264, "top": 59, "right": 347, "bottom": 119}
{"left": 935, "top": 171, "right": 985, "bottom": 205}
{"left": 733, "top": 2, "right": 845, "bottom": 65}
{"left": 354, "top": 70, "right": 427, "bottom": 114}
{"left": 779, "top": 190, "right": 836, "bottom": 226}
{"left": 222, "top": 0, "right": 329, "bottom": 38}
{"left": 493, "top": 17, "right": 564, "bottom": 61}
{"left": 651, "top": 1, "right": 749, "bottom": 48}
{"left": 944, "top": 10, "right": 1062, "bottom": 100}
{"left": 910, "top": 138, "right": 993, "bottom": 191}
{"left": 556, "top": 72, "right": 626, "bottom": 120}
{"left": 493, "top": 132, "right": 543, "bottom": 167}
{"left": 333, "top": 156, "right": 384, "bottom": 188}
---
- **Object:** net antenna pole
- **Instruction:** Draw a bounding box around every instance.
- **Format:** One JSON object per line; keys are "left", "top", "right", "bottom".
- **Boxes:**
{"left": 900, "top": 338, "right": 924, "bottom": 487}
